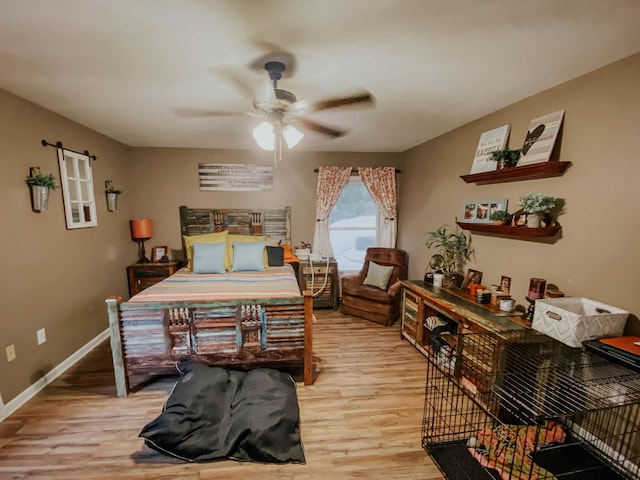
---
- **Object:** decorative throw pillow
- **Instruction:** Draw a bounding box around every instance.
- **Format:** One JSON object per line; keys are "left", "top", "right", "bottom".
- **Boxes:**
{"left": 192, "top": 242, "right": 227, "bottom": 274}
{"left": 363, "top": 261, "right": 395, "bottom": 290}
{"left": 266, "top": 246, "right": 285, "bottom": 266}
{"left": 231, "top": 241, "right": 266, "bottom": 272}
{"left": 183, "top": 231, "right": 228, "bottom": 271}
{"left": 226, "top": 234, "right": 267, "bottom": 269}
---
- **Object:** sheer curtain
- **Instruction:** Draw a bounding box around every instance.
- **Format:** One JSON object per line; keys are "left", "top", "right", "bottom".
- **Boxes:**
{"left": 312, "top": 166, "right": 352, "bottom": 258}
{"left": 358, "top": 166, "right": 397, "bottom": 248}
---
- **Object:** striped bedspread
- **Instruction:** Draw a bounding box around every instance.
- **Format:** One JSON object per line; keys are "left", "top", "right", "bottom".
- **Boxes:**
{"left": 128, "top": 265, "right": 302, "bottom": 303}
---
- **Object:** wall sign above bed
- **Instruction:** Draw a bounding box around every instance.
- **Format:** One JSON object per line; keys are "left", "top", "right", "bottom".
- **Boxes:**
{"left": 198, "top": 163, "right": 273, "bottom": 192}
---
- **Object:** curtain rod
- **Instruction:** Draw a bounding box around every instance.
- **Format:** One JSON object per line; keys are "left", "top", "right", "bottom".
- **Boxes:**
{"left": 41, "top": 139, "right": 97, "bottom": 161}
{"left": 313, "top": 168, "right": 401, "bottom": 173}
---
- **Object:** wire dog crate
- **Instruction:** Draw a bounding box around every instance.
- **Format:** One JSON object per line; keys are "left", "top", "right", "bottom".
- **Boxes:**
{"left": 422, "top": 330, "right": 640, "bottom": 480}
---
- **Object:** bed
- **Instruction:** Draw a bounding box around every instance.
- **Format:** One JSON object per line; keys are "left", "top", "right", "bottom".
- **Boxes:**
{"left": 106, "top": 206, "right": 313, "bottom": 397}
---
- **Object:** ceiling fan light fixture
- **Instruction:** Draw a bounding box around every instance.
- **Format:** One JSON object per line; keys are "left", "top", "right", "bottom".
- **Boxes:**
{"left": 252, "top": 121, "right": 275, "bottom": 151}
{"left": 282, "top": 125, "right": 304, "bottom": 148}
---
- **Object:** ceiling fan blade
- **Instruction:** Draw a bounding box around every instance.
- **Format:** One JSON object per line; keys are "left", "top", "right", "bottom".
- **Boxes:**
{"left": 171, "top": 107, "right": 250, "bottom": 118}
{"left": 296, "top": 118, "right": 348, "bottom": 138}
{"left": 211, "top": 66, "right": 257, "bottom": 100}
{"left": 305, "top": 91, "right": 375, "bottom": 112}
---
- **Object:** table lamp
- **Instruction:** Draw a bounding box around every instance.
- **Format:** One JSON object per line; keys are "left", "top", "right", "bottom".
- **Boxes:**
{"left": 130, "top": 219, "right": 153, "bottom": 263}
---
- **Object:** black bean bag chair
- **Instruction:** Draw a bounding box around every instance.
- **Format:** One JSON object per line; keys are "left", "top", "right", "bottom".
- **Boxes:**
{"left": 138, "top": 361, "right": 305, "bottom": 464}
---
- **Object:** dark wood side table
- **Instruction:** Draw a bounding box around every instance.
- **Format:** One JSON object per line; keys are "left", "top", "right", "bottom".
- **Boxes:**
{"left": 299, "top": 258, "right": 339, "bottom": 309}
{"left": 127, "top": 261, "right": 179, "bottom": 297}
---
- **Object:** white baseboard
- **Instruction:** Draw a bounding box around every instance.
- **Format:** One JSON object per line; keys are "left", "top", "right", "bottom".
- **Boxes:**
{"left": 0, "top": 329, "right": 110, "bottom": 423}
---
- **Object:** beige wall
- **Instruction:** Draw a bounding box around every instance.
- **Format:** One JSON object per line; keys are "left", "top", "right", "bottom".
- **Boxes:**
{"left": 398, "top": 52, "right": 640, "bottom": 334}
{"left": 0, "top": 90, "right": 131, "bottom": 403}
{"left": 126, "top": 148, "right": 402, "bottom": 257}
{"left": 1, "top": 51, "right": 638, "bottom": 407}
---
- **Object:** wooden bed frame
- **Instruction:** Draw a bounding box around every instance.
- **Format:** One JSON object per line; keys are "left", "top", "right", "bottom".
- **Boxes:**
{"left": 106, "top": 206, "right": 313, "bottom": 397}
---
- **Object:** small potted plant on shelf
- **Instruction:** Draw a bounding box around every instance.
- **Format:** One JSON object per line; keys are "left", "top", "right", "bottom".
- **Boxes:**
{"left": 25, "top": 166, "right": 57, "bottom": 212}
{"left": 105, "top": 180, "right": 123, "bottom": 212}
{"left": 518, "top": 193, "right": 557, "bottom": 228}
{"left": 425, "top": 225, "right": 474, "bottom": 288}
{"left": 489, "top": 148, "right": 521, "bottom": 169}
{"left": 489, "top": 210, "right": 511, "bottom": 225}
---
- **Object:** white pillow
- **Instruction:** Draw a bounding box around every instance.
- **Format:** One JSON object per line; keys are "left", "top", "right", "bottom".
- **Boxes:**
{"left": 363, "top": 261, "right": 394, "bottom": 290}
{"left": 192, "top": 242, "right": 227, "bottom": 274}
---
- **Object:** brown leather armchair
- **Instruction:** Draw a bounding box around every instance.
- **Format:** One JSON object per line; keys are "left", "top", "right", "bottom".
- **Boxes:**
{"left": 340, "top": 247, "right": 408, "bottom": 326}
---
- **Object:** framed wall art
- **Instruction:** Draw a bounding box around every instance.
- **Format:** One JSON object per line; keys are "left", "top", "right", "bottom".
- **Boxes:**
{"left": 468, "top": 124, "right": 511, "bottom": 174}
{"left": 518, "top": 110, "right": 565, "bottom": 166}
{"left": 461, "top": 199, "right": 508, "bottom": 223}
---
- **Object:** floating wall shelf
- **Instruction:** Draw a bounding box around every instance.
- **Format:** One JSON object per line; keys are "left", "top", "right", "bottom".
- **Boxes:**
{"left": 456, "top": 221, "right": 561, "bottom": 241}
{"left": 460, "top": 161, "right": 572, "bottom": 185}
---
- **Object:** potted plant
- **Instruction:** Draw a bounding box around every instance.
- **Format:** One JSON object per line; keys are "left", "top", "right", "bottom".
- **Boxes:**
{"left": 425, "top": 225, "right": 474, "bottom": 288}
{"left": 489, "top": 210, "right": 511, "bottom": 225}
{"left": 25, "top": 167, "right": 57, "bottom": 212}
{"left": 105, "top": 180, "right": 123, "bottom": 212}
{"left": 518, "top": 193, "right": 557, "bottom": 228}
{"left": 489, "top": 148, "right": 521, "bottom": 169}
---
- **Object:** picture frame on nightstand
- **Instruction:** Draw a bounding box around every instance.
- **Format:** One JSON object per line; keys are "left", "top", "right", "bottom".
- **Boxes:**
{"left": 151, "top": 245, "right": 168, "bottom": 263}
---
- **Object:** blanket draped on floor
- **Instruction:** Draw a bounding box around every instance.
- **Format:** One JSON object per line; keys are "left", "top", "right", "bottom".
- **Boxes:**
{"left": 139, "top": 361, "right": 305, "bottom": 464}
{"left": 469, "top": 420, "right": 566, "bottom": 480}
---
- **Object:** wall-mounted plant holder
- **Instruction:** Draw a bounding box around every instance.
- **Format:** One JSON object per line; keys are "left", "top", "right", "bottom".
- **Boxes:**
{"left": 25, "top": 166, "right": 57, "bottom": 212}
{"left": 105, "top": 180, "right": 122, "bottom": 212}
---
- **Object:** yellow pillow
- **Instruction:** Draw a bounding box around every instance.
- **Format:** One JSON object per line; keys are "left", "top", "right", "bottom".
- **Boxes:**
{"left": 183, "top": 231, "right": 229, "bottom": 271}
{"left": 227, "top": 234, "right": 267, "bottom": 270}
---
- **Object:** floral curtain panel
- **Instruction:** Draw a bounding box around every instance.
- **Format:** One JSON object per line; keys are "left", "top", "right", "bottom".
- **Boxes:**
{"left": 312, "top": 166, "right": 352, "bottom": 258}
{"left": 358, "top": 167, "right": 397, "bottom": 248}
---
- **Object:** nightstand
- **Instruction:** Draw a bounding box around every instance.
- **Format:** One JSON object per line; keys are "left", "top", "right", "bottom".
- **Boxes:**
{"left": 127, "top": 261, "right": 179, "bottom": 297}
{"left": 299, "top": 258, "right": 339, "bottom": 309}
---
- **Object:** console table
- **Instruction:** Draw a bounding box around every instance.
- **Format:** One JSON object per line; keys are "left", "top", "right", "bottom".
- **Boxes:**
{"left": 400, "top": 280, "right": 529, "bottom": 359}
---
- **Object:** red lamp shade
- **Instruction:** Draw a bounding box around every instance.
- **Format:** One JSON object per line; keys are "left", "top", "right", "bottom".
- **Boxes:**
{"left": 131, "top": 219, "right": 153, "bottom": 240}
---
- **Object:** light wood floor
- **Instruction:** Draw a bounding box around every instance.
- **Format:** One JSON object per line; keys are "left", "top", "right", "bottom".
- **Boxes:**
{"left": 0, "top": 310, "right": 445, "bottom": 479}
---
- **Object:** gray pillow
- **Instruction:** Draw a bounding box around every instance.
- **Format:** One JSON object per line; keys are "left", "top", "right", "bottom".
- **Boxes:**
{"left": 192, "top": 242, "right": 226, "bottom": 274}
{"left": 363, "top": 261, "right": 394, "bottom": 290}
{"left": 231, "top": 241, "right": 266, "bottom": 272}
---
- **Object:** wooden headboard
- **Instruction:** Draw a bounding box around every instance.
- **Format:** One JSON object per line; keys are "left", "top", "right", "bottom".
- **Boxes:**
{"left": 179, "top": 205, "right": 292, "bottom": 253}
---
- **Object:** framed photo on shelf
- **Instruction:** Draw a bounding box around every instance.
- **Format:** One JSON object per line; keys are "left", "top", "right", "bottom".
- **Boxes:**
{"left": 461, "top": 199, "right": 508, "bottom": 223}
{"left": 518, "top": 110, "right": 565, "bottom": 166}
{"left": 151, "top": 245, "right": 168, "bottom": 263}
{"left": 500, "top": 275, "right": 511, "bottom": 295}
{"left": 461, "top": 269, "right": 483, "bottom": 290}
{"left": 468, "top": 124, "right": 511, "bottom": 174}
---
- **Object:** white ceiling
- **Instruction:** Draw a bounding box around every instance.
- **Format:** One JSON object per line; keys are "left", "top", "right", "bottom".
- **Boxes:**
{"left": 1, "top": 0, "right": 639, "bottom": 153}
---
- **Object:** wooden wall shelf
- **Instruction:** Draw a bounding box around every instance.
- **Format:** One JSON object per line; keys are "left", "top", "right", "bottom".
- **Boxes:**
{"left": 460, "top": 161, "right": 572, "bottom": 185}
{"left": 456, "top": 221, "right": 561, "bottom": 240}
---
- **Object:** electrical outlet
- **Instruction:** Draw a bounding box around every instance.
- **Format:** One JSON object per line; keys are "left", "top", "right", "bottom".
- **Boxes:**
{"left": 37, "top": 328, "right": 47, "bottom": 345}
{"left": 5, "top": 344, "right": 16, "bottom": 362}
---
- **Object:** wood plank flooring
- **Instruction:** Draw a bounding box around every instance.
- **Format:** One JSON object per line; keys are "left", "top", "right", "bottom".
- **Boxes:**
{"left": 0, "top": 310, "right": 444, "bottom": 479}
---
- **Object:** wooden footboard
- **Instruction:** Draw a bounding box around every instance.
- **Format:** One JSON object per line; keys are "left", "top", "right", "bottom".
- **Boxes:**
{"left": 106, "top": 294, "right": 314, "bottom": 397}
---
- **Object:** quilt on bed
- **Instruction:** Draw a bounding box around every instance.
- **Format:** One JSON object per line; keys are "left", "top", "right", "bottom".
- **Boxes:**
{"left": 128, "top": 264, "right": 301, "bottom": 303}
{"left": 138, "top": 361, "right": 305, "bottom": 464}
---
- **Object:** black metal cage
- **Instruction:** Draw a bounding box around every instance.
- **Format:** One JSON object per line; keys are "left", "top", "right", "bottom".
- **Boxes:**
{"left": 422, "top": 330, "right": 640, "bottom": 480}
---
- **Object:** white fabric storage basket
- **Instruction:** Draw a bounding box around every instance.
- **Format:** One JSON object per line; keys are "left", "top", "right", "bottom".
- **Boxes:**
{"left": 532, "top": 297, "right": 629, "bottom": 348}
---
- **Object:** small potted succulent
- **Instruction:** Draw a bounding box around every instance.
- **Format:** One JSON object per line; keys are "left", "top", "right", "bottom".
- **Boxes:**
{"left": 518, "top": 193, "right": 557, "bottom": 228}
{"left": 489, "top": 210, "right": 511, "bottom": 225}
{"left": 105, "top": 180, "right": 123, "bottom": 212}
{"left": 25, "top": 167, "right": 57, "bottom": 212}
{"left": 489, "top": 148, "right": 521, "bottom": 169}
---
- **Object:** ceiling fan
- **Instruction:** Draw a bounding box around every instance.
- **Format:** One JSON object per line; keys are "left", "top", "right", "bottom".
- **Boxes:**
{"left": 173, "top": 56, "right": 375, "bottom": 154}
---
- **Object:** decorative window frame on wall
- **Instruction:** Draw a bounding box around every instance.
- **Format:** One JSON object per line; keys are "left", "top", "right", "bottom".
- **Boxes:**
{"left": 57, "top": 148, "right": 97, "bottom": 229}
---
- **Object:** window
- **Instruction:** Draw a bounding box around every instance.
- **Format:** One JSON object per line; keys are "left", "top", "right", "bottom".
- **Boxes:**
{"left": 57, "top": 148, "right": 97, "bottom": 229}
{"left": 329, "top": 176, "right": 377, "bottom": 272}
